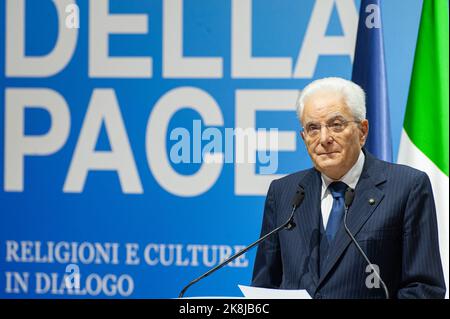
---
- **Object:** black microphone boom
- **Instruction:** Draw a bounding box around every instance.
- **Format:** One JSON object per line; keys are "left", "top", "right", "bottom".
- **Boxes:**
{"left": 343, "top": 187, "right": 390, "bottom": 299}
{"left": 178, "top": 185, "right": 305, "bottom": 298}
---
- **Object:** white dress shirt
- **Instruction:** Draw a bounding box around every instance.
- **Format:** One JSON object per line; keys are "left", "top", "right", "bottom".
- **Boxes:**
{"left": 320, "top": 150, "right": 365, "bottom": 229}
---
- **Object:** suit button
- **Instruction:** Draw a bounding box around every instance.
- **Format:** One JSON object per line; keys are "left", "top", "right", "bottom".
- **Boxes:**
{"left": 315, "top": 293, "right": 322, "bottom": 299}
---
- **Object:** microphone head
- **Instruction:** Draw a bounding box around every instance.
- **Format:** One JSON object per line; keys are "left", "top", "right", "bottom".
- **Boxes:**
{"left": 285, "top": 221, "right": 296, "bottom": 230}
{"left": 291, "top": 186, "right": 305, "bottom": 209}
{"left": 344, "top": 187, "right": 355, "bottom": 207}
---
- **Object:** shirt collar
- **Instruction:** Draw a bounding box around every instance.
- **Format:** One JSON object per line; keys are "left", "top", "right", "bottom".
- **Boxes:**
{"left": 320, "top": 150, "right": 365, "bottom": 200}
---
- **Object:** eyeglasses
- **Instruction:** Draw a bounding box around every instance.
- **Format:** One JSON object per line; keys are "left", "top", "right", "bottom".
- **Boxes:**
{"left": 302, "top": 118, "right": 360, "bottom": 138}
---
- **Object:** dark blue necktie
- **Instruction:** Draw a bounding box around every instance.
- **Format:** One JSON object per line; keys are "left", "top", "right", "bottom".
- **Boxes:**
{"left": 326, "top": 181, "right": 348, "bottom": 242}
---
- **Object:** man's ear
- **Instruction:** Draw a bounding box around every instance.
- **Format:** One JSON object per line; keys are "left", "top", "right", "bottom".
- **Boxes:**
{"left": 359, "top": 120, "right": 369, "bottom": 145}
{"left": 300, "top": 130, "right": 306, "bottom": 142}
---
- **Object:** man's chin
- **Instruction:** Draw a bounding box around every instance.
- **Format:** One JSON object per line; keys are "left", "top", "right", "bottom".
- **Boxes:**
{"left": 315, "top": 158, "right": 342, "bottom": 173}
{"left": 314, "top": 153, "right": 340, "bottom": 163}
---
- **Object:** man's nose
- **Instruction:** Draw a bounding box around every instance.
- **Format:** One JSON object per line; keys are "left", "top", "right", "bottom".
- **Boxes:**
{"left": 319, "top": 126, "right": 332, "bottom": 145}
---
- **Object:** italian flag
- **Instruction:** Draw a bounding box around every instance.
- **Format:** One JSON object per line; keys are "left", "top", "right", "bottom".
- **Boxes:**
{"left": 397, "top": 0, "right": 449, "bottom": 298}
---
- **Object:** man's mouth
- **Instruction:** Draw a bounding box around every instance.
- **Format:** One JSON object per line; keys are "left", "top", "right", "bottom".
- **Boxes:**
{"left": 318, "top": 151, "right": 338, "bottom": 156}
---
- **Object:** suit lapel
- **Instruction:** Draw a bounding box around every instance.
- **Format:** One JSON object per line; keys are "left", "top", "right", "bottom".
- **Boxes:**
{"left": 297, "top": 169, "right": 322, "bottom": 285}
{"left": 316, "top": 152, "right": 387, "bottom": 288}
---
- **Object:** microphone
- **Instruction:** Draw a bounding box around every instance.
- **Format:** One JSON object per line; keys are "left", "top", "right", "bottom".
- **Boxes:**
{"left": 343, "top": 187, "right": 390, "bottom": 299}
{"left": 178, "top": 185, "right": 306, "bottom": 298}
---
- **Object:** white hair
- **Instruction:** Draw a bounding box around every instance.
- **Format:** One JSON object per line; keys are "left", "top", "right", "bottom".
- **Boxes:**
{"left": 296, "top": 77, "right": 366, "bottom": 123}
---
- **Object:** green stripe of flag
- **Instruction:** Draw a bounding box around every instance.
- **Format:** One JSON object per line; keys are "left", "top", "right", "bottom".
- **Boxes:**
{"left": 403, "top": 0, "right": 449, "bottom": 176}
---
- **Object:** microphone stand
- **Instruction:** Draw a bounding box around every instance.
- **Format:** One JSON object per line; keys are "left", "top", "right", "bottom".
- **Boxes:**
{"left": 343, "top": 188, "right": 389, "bottom": 299}
{"left": 179, "top": 187, "right": 305, "bottom": 298}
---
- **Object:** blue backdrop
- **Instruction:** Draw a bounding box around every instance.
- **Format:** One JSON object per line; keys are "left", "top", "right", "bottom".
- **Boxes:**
{"left": 0, "top": 0, "right": 422, "bottom": 298}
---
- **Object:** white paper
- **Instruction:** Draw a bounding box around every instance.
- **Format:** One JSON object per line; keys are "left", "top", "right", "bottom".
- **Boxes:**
{"left": 238, "top": 285, "right": 312, "bottom": 299}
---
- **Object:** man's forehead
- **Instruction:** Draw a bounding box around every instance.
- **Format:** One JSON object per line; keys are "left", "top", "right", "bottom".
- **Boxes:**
{"left": 303, "top": 112, "right": 346, "bottom": 123}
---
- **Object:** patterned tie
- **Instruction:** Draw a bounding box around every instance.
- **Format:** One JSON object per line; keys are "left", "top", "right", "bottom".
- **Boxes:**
{"left": 326, "top": 181, "right": 348, "bottom": 242}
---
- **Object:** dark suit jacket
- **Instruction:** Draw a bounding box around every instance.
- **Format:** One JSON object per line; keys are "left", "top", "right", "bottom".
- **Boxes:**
{"left": 252, "top": 150, "right": 446, "bottom": 298}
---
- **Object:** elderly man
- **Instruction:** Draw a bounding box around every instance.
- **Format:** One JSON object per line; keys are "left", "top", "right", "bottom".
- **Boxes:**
{"left": 251, "top": 77, "right": 445, "bottom": 299}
